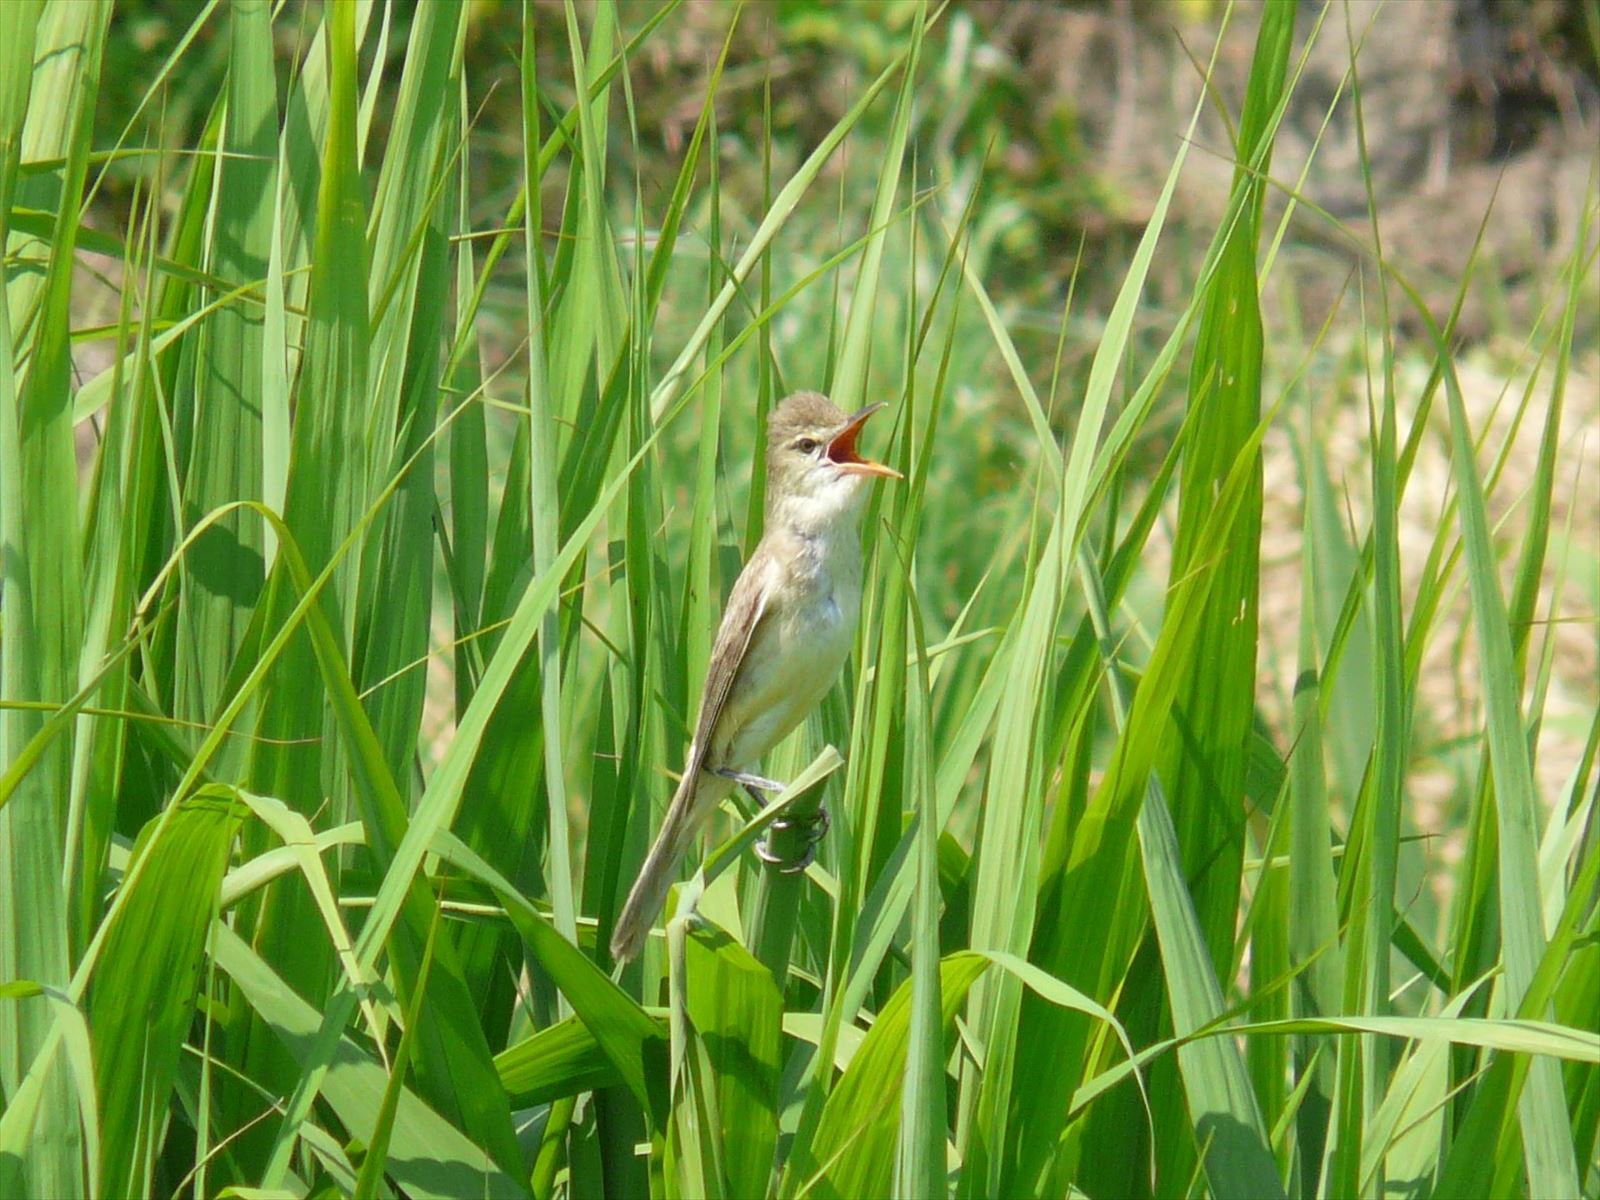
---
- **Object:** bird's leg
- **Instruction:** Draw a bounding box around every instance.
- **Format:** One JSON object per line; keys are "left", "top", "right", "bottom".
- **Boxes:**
{"left": 712, "top": 767, "right": 830, "bottom": 874}
{"left": 711, "top": 767, "right": 787, "bottom": 796}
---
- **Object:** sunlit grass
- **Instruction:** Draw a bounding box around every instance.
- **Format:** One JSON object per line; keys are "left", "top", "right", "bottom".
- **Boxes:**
{"left": 1, "top": 2, "right": 1595, "bottom": 1199}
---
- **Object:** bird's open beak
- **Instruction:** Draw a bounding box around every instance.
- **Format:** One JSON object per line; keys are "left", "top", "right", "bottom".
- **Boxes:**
{"left": 826, "top": 402, "right": 902, "bottom": 480}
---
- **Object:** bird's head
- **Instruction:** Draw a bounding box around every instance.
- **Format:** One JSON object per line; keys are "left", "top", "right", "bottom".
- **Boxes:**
{"left": 763, "top": 391, "right": 901, "bottom": 529}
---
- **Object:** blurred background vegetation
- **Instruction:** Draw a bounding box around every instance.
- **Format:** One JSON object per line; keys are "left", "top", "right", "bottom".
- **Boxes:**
{"left": 78, "top": 0, "right": 1599, "bottom": 827}
{"left": 93, "top": 0, "right": 1600, "bottom": 337}
{"left": 83, "top": 0, "right": 1600, "bottom": 423}
{"left": 9, "top": 1, "right": 1596, "bottom": 1195}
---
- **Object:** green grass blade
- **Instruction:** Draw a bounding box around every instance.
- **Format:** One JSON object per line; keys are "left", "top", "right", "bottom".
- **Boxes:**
{"left": 351, "top": 885, "right": 444, "bottom": 1200}
{"left": 497, "top": 1011, "right": 661, "bottom": 1108}
{"left": 258, "top": 511, "right": 526, "bottom": 1181}
{"left": 648, "top": 39, "right": 913, "bottom": 423}
{"left": 895, "top": 502, "right": 944, "bottom": 1200}
{"left": 983, "top": 11, "right": 1239, "bottom": 1187}
{"left": 803, "top": 953, "right": 988, "bottom": 1200}
{"left": 526, "top": 0, "right": 583, "bottom": 954}
{"left": 88, "top": 787, "right": 243, "bottom": 1198}
{"left": 0, "top": 7, "right": 107, "bottom": 1197}
{"left": 0, "top": 983, "right": 100, "bottom": 1200}
{"left": 676, "top": 926, "right": 783, "bottom": 1199}
{"left": 1163, "top": 0, "right": 1291, "bottom": 1010}
{"left": 1344, "top": 24, "right": 1409, "bottom": 1193}
{"left": 228, "top": 2, "right": 367, "bottom": 1179}
{"left": 239, "top": 16, "right": 372, "bottom": 1151}
{"left": 355, "top": 137, "right": 453, "bottom": 789}
{"left": 1136, "top": 6, "right": 1293, "bottom": 1189}
{"left": 0, "top": 1, "right": 44, "bottom": 247}
{"left": 172, "top": 0, "right": 277, "bottom": 728}
{"left": 431, "top": 829, "right": 671, "bottom": 1125}
{"left": 1398, "top": 280, "right": 1581, "bottom": 1198}
{"left": 1286, "top": 402, "right": 1344, "bottom": 1194}
{"left": 210, "top": 922, "right": 521, "bottom": 1200}
{"left": 1078, "top": 504, "right": 1286, "bottom": 1199}
{"left": 1136, "top": 776, "right": 1286, "bottom": 1199}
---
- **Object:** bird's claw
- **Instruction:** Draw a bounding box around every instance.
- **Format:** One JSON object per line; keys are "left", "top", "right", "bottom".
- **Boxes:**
{"left": 710, "top": 767, "right": 829, "bottom": 873}
{"left": 754, "top": 806, "right": 830, "bottom": 874}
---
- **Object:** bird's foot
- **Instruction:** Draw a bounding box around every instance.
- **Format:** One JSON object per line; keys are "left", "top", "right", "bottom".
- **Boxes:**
{"left": 709, "top": 767, "right": 829, "bottom": 873}
{"left": 753, "top": 804, "right": 830, "bottom": 874}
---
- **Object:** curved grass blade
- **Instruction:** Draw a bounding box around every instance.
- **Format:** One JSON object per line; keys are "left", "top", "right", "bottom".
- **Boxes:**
{"left": 88, "top": 786, "right": 244, "bottom": 1198}
{"left": 210, "top": 923, "right": 521, "bottom": 1200}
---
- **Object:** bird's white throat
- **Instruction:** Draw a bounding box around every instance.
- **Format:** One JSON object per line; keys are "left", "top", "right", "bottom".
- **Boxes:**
{"left": 767, "top": 469, "right": 871, "bottom": 543}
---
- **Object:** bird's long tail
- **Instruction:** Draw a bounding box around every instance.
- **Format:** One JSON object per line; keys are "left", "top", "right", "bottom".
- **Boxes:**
{"left": 610, "top": 770, "right": 733, "bottom": 961}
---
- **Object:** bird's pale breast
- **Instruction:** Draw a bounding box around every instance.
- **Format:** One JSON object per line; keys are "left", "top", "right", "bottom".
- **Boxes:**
{"left": 709, "top": 528, "right": 860, "bottom": 773}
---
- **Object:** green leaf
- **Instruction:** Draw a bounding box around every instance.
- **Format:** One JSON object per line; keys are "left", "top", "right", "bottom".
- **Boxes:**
{"left": 672, "top": 925, "right": 782, "bottom": 1200}
{"left": 89, "top": 787, "right": 244, "bottom": 1198}
{"left": 430, "top": 830, "right": 671, "bottom": 1126}
{"left": 172, "top": 0, "right": 277, "bottom": 728}
{"left": 497, "top": 1011, "right": 665, "bottom": 1109}
{"left": 803, "top": 953, "right": 987, "bottom": 1200}
{"left": 896, "top": 563, "right": 945, "bottom": 1200}
{"left": 210, "top": 923, "right": 523, "bottom": 1200}
{"left": 0, "top": 982, "right": 100, "bottom": 1200}
{"left": 1399, "top": 280, "right": 1581, "bottom": 1199}
{"left": 0, "top": 7, "right": 107, "bottom": 1198}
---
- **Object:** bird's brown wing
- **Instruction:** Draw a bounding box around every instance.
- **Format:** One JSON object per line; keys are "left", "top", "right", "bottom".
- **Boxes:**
{"left": 610, "top": 547, "right": 781, "bottom": 960}
{"left": 681, "top": 550, "right": 772, "bottom": 784}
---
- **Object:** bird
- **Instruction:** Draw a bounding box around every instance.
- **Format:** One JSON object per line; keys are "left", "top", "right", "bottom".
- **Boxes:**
{"left": 609, "top": 391, "right": 900, "bottom": 961}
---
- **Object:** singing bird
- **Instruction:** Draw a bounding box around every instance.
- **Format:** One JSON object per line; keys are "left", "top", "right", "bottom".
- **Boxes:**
{"left": 609, "top": 392, "right": 900, "bottom": 961}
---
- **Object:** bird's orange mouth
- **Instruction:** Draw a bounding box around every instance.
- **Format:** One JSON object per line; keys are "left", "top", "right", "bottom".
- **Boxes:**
{"left": 827, "top": 403, "right": 902, "bottom": 480}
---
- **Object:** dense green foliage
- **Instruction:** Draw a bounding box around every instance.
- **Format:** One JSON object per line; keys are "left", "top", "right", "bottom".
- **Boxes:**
{"left": 1, "top": 2, "right": 1596, "bottom": 1198}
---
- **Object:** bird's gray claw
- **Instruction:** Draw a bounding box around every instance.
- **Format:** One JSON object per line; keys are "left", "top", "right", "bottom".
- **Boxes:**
{"left": 756, "top": 822, "right": 817, "bottom": 874}
{"left": 753, "top": 835, "right": 787, "bottom": 867}
{"left": 754, "top": 805, "right": 829, "bottom": 873}
{"left": 777, "top": 845, "right": 816, "bottom": 874}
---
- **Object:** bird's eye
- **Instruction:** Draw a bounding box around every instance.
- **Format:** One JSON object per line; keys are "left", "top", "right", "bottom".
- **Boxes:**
{"left": 794, "top": 437, "right": 820, "bottom": 455}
